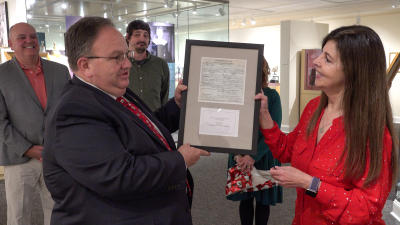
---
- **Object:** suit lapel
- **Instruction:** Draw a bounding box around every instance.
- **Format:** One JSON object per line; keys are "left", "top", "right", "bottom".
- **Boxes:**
{"left": 72, "top": 77, "right": 173, "bottom": 152}
{"left": 11, "top": 57, "right": 43, "bottom": 110}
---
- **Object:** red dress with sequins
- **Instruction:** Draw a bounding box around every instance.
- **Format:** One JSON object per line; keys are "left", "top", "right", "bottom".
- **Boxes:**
{"left": 261, "top": 97, "right": 393, "bottom": 225}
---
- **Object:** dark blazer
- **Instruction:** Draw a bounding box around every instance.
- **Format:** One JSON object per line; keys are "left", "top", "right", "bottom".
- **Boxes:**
{"left": 42, "top": 76, "right": 192, "bottom": 225}
{"left": 0, "top": 57, "right": 70, "bottom": 165}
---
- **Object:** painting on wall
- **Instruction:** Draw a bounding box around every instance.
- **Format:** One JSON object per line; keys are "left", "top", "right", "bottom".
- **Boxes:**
{"left": 148, "top": 22, "right": 175, "bottom": 63}
{"left": 304, "top": 49, "right": 321, "bottom": 90}
{"left": 0, "top": 1, "right": 9, "bottom": 47}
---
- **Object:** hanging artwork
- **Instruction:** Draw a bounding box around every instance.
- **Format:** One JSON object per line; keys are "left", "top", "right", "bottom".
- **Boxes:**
{"left": 0, "top": 1, "right": 9, "bottom": 47}
{"left": 304, "top": 49, "right": 321, "bottom": 90}
{"left": 148, "top": 22, "right": 175, "bottom": 63}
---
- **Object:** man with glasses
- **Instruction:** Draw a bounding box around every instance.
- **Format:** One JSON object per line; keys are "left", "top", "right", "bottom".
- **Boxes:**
{"left": 42, "top": 17, "right": 209, "bottom": 225}
{"left": 125, "top": 20, "right": 170, "bottom": 112}
{"left": 0, "top": 22, "right": 70, "bottom": 225}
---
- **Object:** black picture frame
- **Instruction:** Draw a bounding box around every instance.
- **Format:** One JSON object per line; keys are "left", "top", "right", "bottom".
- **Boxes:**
{"left": 178, "top": 39, "right": 264, "bottom": 155}
{"left": 0, "top": 1, "right": 9, "bottom": 48}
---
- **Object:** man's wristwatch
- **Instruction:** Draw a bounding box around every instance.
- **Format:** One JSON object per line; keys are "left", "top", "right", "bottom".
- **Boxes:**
{"left": 305, "top": 177, "right": 320, "bottom": 197}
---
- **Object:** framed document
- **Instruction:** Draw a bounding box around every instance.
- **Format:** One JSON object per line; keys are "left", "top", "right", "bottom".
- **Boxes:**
{"left": 178, "top": 40, "right": 264, "bottom": 155}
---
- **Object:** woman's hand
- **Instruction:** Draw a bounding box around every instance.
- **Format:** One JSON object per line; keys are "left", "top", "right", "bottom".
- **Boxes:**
{"left": 255, "top": 92, "right": 274, "bottom": 129}
{"left": 236, "top": 155, "right": 255, "bottom": 173}
{"left": 270, "top": 166, "right": 313, "bottom": 189}
{"left": 174, "top": 80, "right": 187, "bottom": 108}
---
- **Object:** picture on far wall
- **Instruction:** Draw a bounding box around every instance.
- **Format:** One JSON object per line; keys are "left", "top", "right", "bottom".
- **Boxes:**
{"left": 304, "top": 49, "right": 322, "bottom": 90}
{"left": 0, "top": 1, "right": 9, "bottom": 47}
{"left": 148, "top": 22, "right": 175, "bottom": 63}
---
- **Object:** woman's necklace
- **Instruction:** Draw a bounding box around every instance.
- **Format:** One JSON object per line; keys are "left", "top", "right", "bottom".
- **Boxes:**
{"left": 318, "top": 110, "right": 342, "bottom": 139}
{"left": 318, "top": 116, "right": 332, "bottom": 135}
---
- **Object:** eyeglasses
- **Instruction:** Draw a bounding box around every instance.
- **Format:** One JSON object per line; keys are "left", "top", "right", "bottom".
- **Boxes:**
{"left": 85, "top": 50, "right": 134, "bottom": 64}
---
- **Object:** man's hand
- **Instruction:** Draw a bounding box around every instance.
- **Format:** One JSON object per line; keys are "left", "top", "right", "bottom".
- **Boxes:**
{"left": 24, "top": 145, "right": 44, "bottom": 161}
{"left": 174, "top": 80, "right": 188, "bottom": 108}
{"left": 178, "top": 143, "right": 210, "bottom": 167}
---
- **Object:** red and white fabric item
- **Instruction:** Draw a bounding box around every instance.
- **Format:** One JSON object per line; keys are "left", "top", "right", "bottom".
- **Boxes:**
{"left": 225, "top": 165, "right": 277, "bottom": 196}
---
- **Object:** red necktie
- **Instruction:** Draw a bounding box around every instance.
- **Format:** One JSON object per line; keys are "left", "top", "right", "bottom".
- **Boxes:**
{"left": 117, "top": 97, "right": 192, "bottom": 197}
{"left": 117, "top": 97, "right": 171, "bottom": 151}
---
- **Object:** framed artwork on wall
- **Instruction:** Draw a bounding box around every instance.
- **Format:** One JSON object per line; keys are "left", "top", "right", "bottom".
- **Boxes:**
{"left": 303, "top": 49, "right": 321, "bottom": 90}
{"left": 389, "top": 52, "right": 400, "bottom": 74}
{"left": 0, "top": 1, "right": 9, "bottom": 47}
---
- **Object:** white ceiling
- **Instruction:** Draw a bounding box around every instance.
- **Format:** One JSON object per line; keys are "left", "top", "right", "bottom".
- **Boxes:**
{"left": 27, "top": 0, "right": 400, "bottom": 32}
{"left": 228, "top": 0, "right": 400, "bottom": 27}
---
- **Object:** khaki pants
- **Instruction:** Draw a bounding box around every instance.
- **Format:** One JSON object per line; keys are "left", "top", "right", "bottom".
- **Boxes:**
{"left": 4, "top": 159, "right": 54, "bottom": 225}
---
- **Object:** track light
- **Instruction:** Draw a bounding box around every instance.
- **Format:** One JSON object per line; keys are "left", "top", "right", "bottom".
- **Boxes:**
{"left": 164, "top": 0, "right": 174, "bottom": 8}
{"left": 393, "top": 0, "right": 400, "bottom": 8}
{"left": 250, "top": 17, "right": 256, "bottom": 25}
{"left": 241, "top": 19, "right": 246, "bottom": 26}
{"left": 192, "top": 4, "right": 197, "bottom": 15}
{"left": 218, "top": 6, "right": 226, "bottom": 16}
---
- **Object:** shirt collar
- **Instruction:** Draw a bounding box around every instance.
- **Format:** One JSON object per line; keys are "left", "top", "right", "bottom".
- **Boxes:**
{"left": 75, "top": 75, "right": 118, "bottom": 100}
{"left": 16, "top": 57, "right": 42, "bottom": 72}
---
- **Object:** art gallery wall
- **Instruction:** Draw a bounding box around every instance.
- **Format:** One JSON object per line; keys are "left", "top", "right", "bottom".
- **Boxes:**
{"left": 229, "top": 25, "right": 281, "bottom": 82}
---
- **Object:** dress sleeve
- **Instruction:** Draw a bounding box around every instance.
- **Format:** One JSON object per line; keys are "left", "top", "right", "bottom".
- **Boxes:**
{"left": 260, "top": 97, "right": 317, "bottom": 163}
{"left": 316, "top": 129, "right": 393, "bottom": 224}
{"left": 252, "top": 89, "right": 282, "bottom": 162}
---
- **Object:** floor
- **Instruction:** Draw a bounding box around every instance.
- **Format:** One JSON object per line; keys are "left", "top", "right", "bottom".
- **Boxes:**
{"left": 0, "top": 153, "right": 399, "bottom": 225}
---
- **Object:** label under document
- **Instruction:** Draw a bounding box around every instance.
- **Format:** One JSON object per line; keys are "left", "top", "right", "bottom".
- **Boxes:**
{"left": 199, "top": 107, "right": 239, "bottom": 137}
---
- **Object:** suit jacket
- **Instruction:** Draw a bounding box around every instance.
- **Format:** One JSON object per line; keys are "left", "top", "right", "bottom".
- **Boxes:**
{"left": 0, "top": 57, "right": 70, "bottom": 165}
{"left": 42, "top": 76, "right": 192, "bottom": 225}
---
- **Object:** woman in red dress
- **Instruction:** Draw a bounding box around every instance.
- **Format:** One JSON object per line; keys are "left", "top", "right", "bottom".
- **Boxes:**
{"left": 257, "top": 25, "right": 398, "bottom": 224}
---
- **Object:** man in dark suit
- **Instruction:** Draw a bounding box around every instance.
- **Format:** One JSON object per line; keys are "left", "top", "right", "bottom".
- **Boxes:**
{"left": 0, "top": 22, "right": 70, "bottom": 225}
{"left": 42, "top": 17, "right": 210, "bottom": 225}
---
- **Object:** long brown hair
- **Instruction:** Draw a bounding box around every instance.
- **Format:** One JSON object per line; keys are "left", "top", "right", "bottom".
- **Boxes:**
{"left": 262, "top": 57, "right": 270, "bottom": 88}
{"left": 307, "top": 25, "right": 398, "bottom": 187}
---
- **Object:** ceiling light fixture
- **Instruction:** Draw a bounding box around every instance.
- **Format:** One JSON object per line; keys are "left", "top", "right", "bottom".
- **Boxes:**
{"left": 79, "top": 1, "right": 84, "bottom": 17}
{"left": 241, "top": 18, "right": 246, "bottom": 26}
{"left": 61, "top": 3, "right": 67, "bottom": 10}
{"left": 250, "top": 17, "right": 256, "bottom": 25}
{"left": 26, "top": 0, "right": 36, "bottom": 10}
{"left": 164, "top": 0, "right": 174, "bottom": 8}
{"left": 192, "top": 4, "right": 197, "bottom": 15}
{"left": 218, "top": 6, "right": 226, "bottom": 16}
{"left": 392, "top": 0, "right": 400, "bottom": 8}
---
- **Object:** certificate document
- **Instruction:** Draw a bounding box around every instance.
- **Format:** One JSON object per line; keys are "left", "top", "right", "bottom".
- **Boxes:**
{"left": 198, "top": 57, "right": 247, "bottom": 105}
{"left": 199, "top": 107, "right": 240, "bottom": 137}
